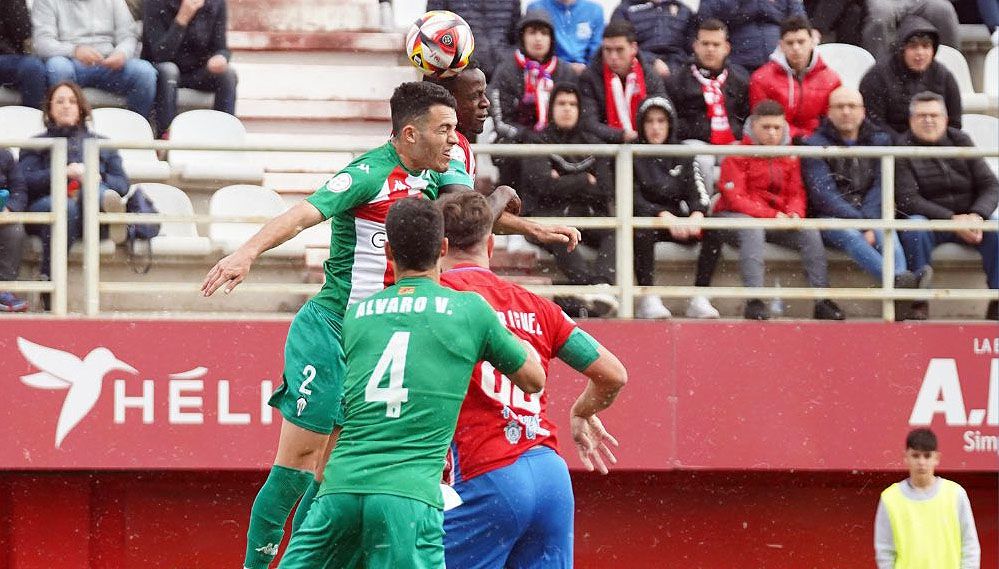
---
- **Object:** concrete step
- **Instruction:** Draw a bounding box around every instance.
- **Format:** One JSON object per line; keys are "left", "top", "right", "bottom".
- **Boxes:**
{"left": 233, "top": 62, "right": 418, "bottom": 102}
{"left": 228, "top": 0, "right": 380, "bottom": 33}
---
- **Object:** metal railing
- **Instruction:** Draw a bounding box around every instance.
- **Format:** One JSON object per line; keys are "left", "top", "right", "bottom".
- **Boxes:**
{"left": 4, "top": 138, "right": 995, "bottom": 320}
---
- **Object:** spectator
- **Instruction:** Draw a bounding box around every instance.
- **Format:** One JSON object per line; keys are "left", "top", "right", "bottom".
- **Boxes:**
{"left": 578, "top": 19, "right": 666, "bottom": 143}
{"left": 19, "top": 82, "right": 130, "bottom": 281}
{"left": 862, "top": 0, "right": 959, "bottom": 62}
{"left": 874, "top": 428, "right": 981, "bottom": 569}
{"left": 803, "top": 0, "right": 865, "bottom": 46}
{"left": 895, "top": 92, "right": 999, "bottom": 320}
{"left": 31, "top": 0, "right": 156, "bottom": 120}
{"left": 0, "top": 148, "right": 28, "bottom": 312}
{"left": 426, "top": 0, "right": 521, "bottom": 80}
{"left": 859, "top": 16, "right": 962, "bottom": 137}
{"left": 527, "top": 0, "right": 605, "bottom": 74}
{"left": 0, "top": 0, "right": 47, "bottom": 109}
{"left": 520, "top": 83, "right": 618, "bottom": 317}
{"left": 750, "top": 16, "right": 841, "bottom": 141}
{"left": 143, "top": 0, "right": 238, "bottom": 137}
{"left": 610, "top": 0, "right": 696, "bottom": 78}
{"left": 488, "top": 9, "right": 574, "bottom": 187}
{"left": 802, "top": 87, "right": 926, "bottom": 290}
{"left": 697, "top": 0, "right": 807, "bottom": 73}
{"left": 978, "top": 0, "right": 999, "bottom": 34}
{"left": 665, "top": 17, "right": 749, "bottom": 193}
{"left": 713, "top": 99, "right": 845, "bottom": 320}
{"left": 632, "top": 96, "right": 720, "bottom": 319}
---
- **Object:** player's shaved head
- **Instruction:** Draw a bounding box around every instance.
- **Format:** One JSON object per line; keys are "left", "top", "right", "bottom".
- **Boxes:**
{"left": 390, "top": 81, "right": 457, "bottom": 133}
{"left": 439, "top": 191, "right": 492, "bottom": 252}
{"left": 386, "top": 197, "right": 446, "bottom": 271}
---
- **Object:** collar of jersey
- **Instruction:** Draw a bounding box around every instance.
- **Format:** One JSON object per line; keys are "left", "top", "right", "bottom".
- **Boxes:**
{"left": 445, "top": 263, "right": 492, "bottom": 274}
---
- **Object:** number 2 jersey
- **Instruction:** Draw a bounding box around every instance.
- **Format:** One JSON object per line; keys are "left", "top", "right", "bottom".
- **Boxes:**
{"left": 440, "top": 265, "right": 599, "bottom": 483}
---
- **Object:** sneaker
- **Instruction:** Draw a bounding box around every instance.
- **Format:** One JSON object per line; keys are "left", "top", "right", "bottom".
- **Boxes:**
{"left": 635, "top": 294, "right": 671, "bottom": 319}
{"left": 987, "top": 300, "right": 997, "bottom": 321}
{"left": 893, "top": 271, "right": 918, "bottom": 289}
{"left": 813, "top": 299, "right": 845, "bottom": 320}
{"left": 0, "top": 291, "right": 28, "bottom": 312}
{"left": 583, "top": 291, "right": 620, "bottom": 318}
{"left": 102, "top": 190, "right": 127, "bottom": 245}
{"left": 905, "top": 301, "right": 930, "bottom": 321}
{"left": 685, "top": 295, "right": 720, "bottom": 319}
{"left": 916, "top": 265, "right": 933, "bottom": 289}
{"left": 744, "top": 299, "right": 769, "bottom": 320}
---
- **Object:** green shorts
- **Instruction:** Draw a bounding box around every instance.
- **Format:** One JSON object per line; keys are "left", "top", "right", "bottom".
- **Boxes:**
{"left": 278, "top": 493, "right": 445, "bottom": 569}
{"left": 268, "top": 300, "right": 346, "bottom": 434}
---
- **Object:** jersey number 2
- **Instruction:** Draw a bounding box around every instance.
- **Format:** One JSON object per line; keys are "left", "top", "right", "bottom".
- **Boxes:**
{"left": 365, "top": 331, "right": 410, "bottom": 418}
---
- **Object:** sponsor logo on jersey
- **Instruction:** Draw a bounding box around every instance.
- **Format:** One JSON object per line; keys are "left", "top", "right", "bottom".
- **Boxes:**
{"left": 399, "top": 286, "right": 415, "bottom": 295}
{"left": 326, "top": 172, "right": 353, "bottom": 193}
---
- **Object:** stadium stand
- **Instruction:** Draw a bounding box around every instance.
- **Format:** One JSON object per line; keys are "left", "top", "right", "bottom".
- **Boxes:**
{"left": 936, "top": 44, "right": 990, "bottom": 113}
{"left": 815, "top": 42, "right": 875, "bottom": 90}
{"left": 962, "top": 113, "right": 999, "bottom": 174}
{"left": 0, "top": 105, "right": 43, "bottom": 158}
{"left": 167, "top": 109, "right": 265, "bottom": 185}
{"left": 138, "top": 183, "right": 212, "bottom": 256}
{"left": 985, "top": 46, "right": 998, "bottom": 109}
{"left": 91, "top": 108, "right": 171, "bottom": 182}
{"left": 208, "top": 184, "right": 304, "bottom": 257}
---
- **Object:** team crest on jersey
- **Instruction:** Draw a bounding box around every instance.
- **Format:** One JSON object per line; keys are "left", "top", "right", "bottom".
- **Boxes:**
{"left": 503, "top": 419, "right": 522, "bottom": 444}
{"left": 325, "top": 172, "right": 352, "bottom": 193}
{"left": 399, "top": 286, "right": 415, "bottom": 295}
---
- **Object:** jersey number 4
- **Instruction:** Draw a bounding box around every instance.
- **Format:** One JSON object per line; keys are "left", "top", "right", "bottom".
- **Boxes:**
{"left": 365, "top": 331, "right": 410, "bottom": 418}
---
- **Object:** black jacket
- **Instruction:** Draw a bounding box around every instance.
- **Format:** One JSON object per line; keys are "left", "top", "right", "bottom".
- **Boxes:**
{"left": 802, "top": 118, "right": 893, "bottom": 219}
{"left": 611, "top": 0, "right": 696, "bottom": 73}
{"left": 142, "top": 0, "right": 230, "bottom": 73}
{"left": 858, "top": 15, "right": 962, "bottom": 136}
{"left": 0, "top": 148, "right": 28, "bottom": 212}
{"left": 0, "top": 0, "right": 31, "bottom": 56}
{"left": 632, "top": 96, "right": 709, "bottom": 217}
{"left": 895, "top": 127, "right": 999, "bottom": 220}
{"left": 578, "top": 53, "right": 667, "bottom": 143}
{"left": 18, "top": 126, "right": 130, "bottom": 205}
{"left": 664, "top": 58, "right": 750, "bottom": 143}
{"left": 426, "top": 0, "right": 521, "bottom": 79}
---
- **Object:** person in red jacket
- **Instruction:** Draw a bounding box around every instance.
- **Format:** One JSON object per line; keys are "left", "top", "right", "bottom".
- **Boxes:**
{"left": 713, "top": 99, "right": 844, "bottom": 321}
{"left": 749, "top": 16, "right": 841, "bottom": 141}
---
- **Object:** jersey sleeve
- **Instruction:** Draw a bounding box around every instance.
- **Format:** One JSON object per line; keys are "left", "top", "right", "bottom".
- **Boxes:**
{"left": 438, "top": 145, "right": 473, "bottom": 189}
{"left": 305, "top": 161, "right": 384, "bottom": 219}
{"left": 556, "top": 328, "right": 601, "bottom": 372}
{"left": 473, "top": 294, "right": 528, "bottom": 375}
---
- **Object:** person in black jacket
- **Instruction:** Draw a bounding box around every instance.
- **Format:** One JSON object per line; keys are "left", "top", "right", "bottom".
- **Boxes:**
{"left": 426, "top": 0, "right": 522, "bottom": 80}
{"left": 895, "top": 92, "right": 999, "bottom": 320}
{"left": 859, "top": 16, "right": 962, "bottom": 137}
{"left": 632, "top": 96, "right": 720, "bottom": 319}
{"left": 803, "top": 0, "right": 865, "bottom": 46}
{"left": 578, "top": 19, "right": 666, "bottom": 143}
{"left": 520, "top": 83, "right": 618, "bottom": 317}
{"left": 610, "top": 0, "right": 696, "bottom": 78}
{"left": 20, "top": 82, "right": 131, "bottom": 280}
{"left": 0, "top": 148, "right": 28, "bottom": 311}
{"left": 143, "top": 0, "right": 237, "bottom": 136}
{"left": 0, "top": 0, "right": 46, "bottom": 108}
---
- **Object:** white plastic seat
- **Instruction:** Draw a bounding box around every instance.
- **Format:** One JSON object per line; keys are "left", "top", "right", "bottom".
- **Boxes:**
{"left": 0, "top": 106, "right": 44, "bottom": 157}
{"left": 168, "top": 110, "right": 265, "bottom": 184}
{"left": 961, "top": 114, "right": 999, "bottom": 175}
{"left": 208, "top": 184, "right": 303, "bottom": 256}
{"left": 135, "top": 183, "right": 212, "bottom": 256}
{"left": 815, "top": 43, "right": 875, "bottom": 90}
{"left": 91, "top": 108, "right": 170, "bottom": 182}
{"left": 984, "top": 47, "right": 997, "bottom": 109}
{"left": 0, "top": 86, "right": 22, "bottom": 105}
{"left": 935, "top": 45, "right": 990, "bottom": 113}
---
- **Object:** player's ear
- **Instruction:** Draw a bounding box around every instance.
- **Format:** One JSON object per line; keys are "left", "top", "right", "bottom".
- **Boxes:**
{"left": 401, "top": 123, "right": 418, "bottom": 144}
{"left": 486, "top": 233, "right": 494, "bottom": 259}
{"left": 385, "top": 241, "right": 395, "bottom": 264}
{"left": 439, "top": 237, "right": 449, "bottom": 260}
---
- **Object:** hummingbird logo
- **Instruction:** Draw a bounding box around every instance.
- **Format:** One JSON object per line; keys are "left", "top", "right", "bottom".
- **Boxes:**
{"left": 17, "top": 337, "right": 138, "bottom": 448}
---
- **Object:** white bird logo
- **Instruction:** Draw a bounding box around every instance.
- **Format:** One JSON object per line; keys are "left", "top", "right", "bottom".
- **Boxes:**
{"left": 17, "top": 337, "right": 138, "bottom": 448}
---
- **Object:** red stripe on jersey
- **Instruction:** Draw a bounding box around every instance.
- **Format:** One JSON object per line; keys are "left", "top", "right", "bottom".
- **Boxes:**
{"left": 352, "top": 167, "right": 429, "bottom": 285}
{"left": 441, "top": 265, "right": 576, "bottom": 482}
{"left": 455, "top": 132, "right": 475, "bottom": 178}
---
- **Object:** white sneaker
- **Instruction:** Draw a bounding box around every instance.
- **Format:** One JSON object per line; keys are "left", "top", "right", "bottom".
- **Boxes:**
{"left": 685, "top": 295, "right": 720, "bottom": 319}
{"left": 635, "top": 294, "right": 672, "bottom": 319}
{"left": 101, "top": 190, "right": 127, "bottom": 245}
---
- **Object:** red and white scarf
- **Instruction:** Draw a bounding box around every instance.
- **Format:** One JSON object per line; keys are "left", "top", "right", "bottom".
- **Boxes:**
{"left": 515, "top": 50, "right": 558, "bottom": 132}
{"left": 604, "top": 58, "right": 646, "bottom": 132}
{"left": 691, "top": 65, "right": 735, "bottom": 145}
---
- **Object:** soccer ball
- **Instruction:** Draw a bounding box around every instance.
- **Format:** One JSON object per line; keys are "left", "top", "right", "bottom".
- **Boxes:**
{"left": 406, "top": 10, "right": 475, "bottom": 78}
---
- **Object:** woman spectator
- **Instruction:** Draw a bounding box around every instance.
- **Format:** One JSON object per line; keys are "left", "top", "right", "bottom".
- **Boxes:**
{"left": 19, "top": 81, "right": 129, "bottom": 280}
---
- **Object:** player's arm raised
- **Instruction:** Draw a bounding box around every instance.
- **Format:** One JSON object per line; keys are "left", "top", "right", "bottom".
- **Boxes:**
{"left": 201, "top": 201, "right": 324, "bottom": 296}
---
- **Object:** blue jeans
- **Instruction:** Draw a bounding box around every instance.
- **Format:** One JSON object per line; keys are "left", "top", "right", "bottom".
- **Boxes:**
{"left": 154, "top": 61, "right": 238, "bottom": 135}
{"left": 45, "top": 56, "right": 157, "bottom": 117}
{"left": 979, "top": 0, "right": 999, "bottom": 32}
{"left": 0, "top": 54, "right": 47, "bottom": 108}
{"left": 821, "top": 228, "right": 907, "bottom": 281}
{"left": 900, "top": 214, "right": 999, "bottom": 289}
{"left": 27, "top": 195, "right": 82, "bottom": 278}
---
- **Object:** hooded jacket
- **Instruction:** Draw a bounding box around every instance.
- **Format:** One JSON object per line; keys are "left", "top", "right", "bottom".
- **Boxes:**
{"left": 697, "top": 0, "right": 806, "bottom": 71}
{"left": 749, "top": 48, "right": 841, "bottom": 140}
{"left": 611, "top": 0, "right": 696, "bottom": 72}
{"left": 895, "top": 127, "right": 999, "bottom": 220}
{"left": 519, "top": 84, "right": 612, "bottom": 216}
{"left": 0, "top": 0, "right": 31, "bottom": 56}
{"left": 632, "top": 96, "right": 710, "bottom": 217}
{"left": 488, "top": 10, "right": 575, "bottom": 142}
{"left": 141, "top": 0, "right": 230, "bottom": 73}
{"left": 802, "top": 117, "right": 893, "bottom": 219}
{"left": 578, "top": 52, "right": 667, "bottom": 143}
{"left": 713, "top": 116, "right": 807, "bottom": 218}
{"left": 665, "top": 56, "right": 750, "bottom": 143}
{"left": 858, "top": 16, "right": 962, "bottom": 136}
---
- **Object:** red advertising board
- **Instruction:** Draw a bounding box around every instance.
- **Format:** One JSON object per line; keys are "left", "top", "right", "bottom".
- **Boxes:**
{"left": 1, "top": 320, "right": 996, "bottom": 471}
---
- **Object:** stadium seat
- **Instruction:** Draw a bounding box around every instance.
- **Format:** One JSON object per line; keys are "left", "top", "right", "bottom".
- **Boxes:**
{"left": 0, "top": 105, "right": 44, "bottom": 158}
{"left": 136, "top": 183, "right": 212, "bottom": 256}
{"left": 935, "top": 45, "right": 990, "bottom": 113}
{"left": 815, "top": 43, "right": 875, "bottom": 90}
{"left": 0, "top": 86, "right": 21, "bottom": 105}
{"left": 208, "top": 184, "right": 303, "bottom": 256}
{"left": 167, "top": 110, "right": 265, "bottom": 184}
{"left": 91, "top": 108, "right": 171, "bottom": 182}
{"left": 961, "top": 113, "right": 999, "bottom": 175}
{"left": 984, "top": 47, "right": 997, "bottom": 109}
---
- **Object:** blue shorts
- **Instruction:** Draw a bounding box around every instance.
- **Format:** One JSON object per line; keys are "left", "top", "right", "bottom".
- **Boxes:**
{"left": 443, "top": 446, "right": 574, "bottom": 569}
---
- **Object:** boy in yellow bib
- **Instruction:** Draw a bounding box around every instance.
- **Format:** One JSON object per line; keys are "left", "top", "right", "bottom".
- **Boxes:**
{"left": 874, "top": 428, "right": 980, "bottom": 569}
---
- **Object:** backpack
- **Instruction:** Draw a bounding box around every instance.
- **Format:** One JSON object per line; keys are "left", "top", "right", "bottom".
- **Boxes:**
{"left": 124, "top": 185, "right": 161, "bottom": 274}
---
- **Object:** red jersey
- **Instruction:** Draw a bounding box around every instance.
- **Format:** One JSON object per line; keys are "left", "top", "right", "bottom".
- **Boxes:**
{"left": 441, "top": 264, "right": 577, "bottom": 482}
{"left": 452, "top": 131, "right": 477, "bottom": 178}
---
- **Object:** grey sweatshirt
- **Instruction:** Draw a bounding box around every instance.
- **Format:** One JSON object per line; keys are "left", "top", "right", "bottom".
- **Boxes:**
{"left": 873, "top": 477, "right": 981, "bottom": 569}
{"left": 31, "top": 0, "right": 137, "bottom": 59}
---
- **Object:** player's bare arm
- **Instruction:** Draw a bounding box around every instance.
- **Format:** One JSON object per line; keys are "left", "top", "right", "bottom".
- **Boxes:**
{"left": 201, "top": 201, "right": 325, "bottom": 297}
{"left": 505, "top": 338, "right": 546, "bottom": 394}
{"left": 570, "top": 345, "right": 627, "bottom": 474}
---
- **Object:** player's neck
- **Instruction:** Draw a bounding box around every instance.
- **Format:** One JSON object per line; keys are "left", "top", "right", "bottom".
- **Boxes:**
{"left": 396, "top": 267, "right": 440, "bottom": 283}
{"left": 908, "top": 473, "right": 936, "bottom": 490}
{"left": 442, "top": 250, "right": 489, "bottom": 271}
{"left": 391, "top": 139, "right": 423, "bottom": 173}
